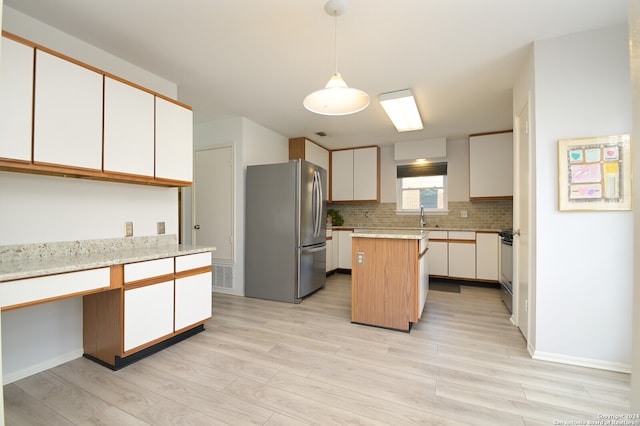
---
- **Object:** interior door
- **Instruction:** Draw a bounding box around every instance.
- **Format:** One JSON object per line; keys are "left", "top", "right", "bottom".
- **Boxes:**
{"left": 514, "top": 103, "right": 530, "bottom": 340}
{"left": 193, "top": 146, "right": 233, "bottom": 262}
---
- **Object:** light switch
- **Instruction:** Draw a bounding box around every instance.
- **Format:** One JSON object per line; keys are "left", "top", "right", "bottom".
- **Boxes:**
{"left": 157, "top": 222, "right": 165, "bottom": 234}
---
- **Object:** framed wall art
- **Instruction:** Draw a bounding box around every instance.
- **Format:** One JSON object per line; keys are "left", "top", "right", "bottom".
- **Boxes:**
{"left": 558, "top": 134, "right": 632, "bottom": 211}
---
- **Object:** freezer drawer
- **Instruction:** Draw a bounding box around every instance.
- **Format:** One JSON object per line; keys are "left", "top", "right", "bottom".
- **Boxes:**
{"left": 298, "top": 244, "right": 326, "bottom": 299}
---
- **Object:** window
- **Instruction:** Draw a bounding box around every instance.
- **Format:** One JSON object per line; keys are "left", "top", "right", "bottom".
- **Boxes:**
{"left": 396, "top": 162, "right": 448, "bottom": 213}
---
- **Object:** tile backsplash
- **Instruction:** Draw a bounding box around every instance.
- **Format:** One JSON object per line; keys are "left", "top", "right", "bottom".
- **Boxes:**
{"left": 327, "top": 201, "right": 513, "bottom": 230}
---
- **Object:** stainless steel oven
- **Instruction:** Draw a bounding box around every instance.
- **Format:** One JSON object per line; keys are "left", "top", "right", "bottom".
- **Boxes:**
{"left": 499, "top": 231, "right": 513, "bottom": 313}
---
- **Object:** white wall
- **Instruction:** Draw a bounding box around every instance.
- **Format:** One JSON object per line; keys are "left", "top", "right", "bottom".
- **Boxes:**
{"left": 0, "top": 7, "right": 181, "bottom": 384}
{"left": 532, "top": 24, "right": 633, "bottom": 369}
{"left": 190, "top": 117, "right": 288, "bottom": 296}
{"left": 631, "top": 0, "right": 640, "bottom": 410}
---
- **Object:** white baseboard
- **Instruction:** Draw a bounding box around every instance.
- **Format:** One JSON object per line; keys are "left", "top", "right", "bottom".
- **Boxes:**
{"left": 532, "top": 350, "right": 631, "bottom": 373}
{"left": 2, "top": 349, "right": 84, "bottom": 385}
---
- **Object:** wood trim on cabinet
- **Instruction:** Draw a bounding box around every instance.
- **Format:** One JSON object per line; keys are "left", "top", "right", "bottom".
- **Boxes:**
{"left": 447, "top": 239, "right": 476, "bottom": 244}
{"left": 175, "top": 266, "right": 212, "bottom": 280}
{"left": 124, "top": 274, "right": 175, "bottom": 290}
{"left": 469, "top": 195, "right": 513, "bottom": 201}
{"left": 0, "top": 160, "right": 192, "bottom": 187}
{"left": 469, "top": 129, "right": 513, "bottom": 138}
{"left": 288, "top": 137, "right": 306, "bottom": 160}
{"left": 83, "top": 289, "right": 123, "bottom": 365}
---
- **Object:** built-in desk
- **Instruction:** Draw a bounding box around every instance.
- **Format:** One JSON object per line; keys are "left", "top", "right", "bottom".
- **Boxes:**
{"left": 0, "top": 236, "right": 214, "bottom": 369}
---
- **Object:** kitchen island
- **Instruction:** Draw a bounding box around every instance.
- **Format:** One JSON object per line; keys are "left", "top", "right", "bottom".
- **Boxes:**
{"left": 350, "top": 229, "right": 428, "bottom": 332}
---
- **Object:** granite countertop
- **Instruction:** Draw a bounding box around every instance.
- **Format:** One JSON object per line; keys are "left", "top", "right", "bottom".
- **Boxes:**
{"left": 0, "top": 236, "right": 215, "bottom": 282}
{"left": 331, "top": 226, "right": 502, "bottom": 233}
{"left": 350, "top": 229, "right": 427, "bottom": 239}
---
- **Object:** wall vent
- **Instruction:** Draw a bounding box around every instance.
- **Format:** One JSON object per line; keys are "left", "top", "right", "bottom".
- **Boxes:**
{"left": 212, "top": 264, "right": 233, "bottom": 289}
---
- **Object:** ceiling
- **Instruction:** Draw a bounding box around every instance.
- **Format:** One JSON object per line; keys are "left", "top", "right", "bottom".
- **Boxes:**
{"left": 3, "top": 0, "right": 628, "bottom": 149}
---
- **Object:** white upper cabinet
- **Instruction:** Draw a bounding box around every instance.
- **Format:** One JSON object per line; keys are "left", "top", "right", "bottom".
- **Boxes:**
{"left": 304, "top": 139, "right": 329, "bottom": 172}
{"left": 331, "top": 149, "right": 354, "bottom": 201}
{"left": 353, "top": 147, "right": 378, "bottom": 201}
{"left": 104, "top": 77, "right": 155, "bottom": 176}
{"left": 469, "top": 131, "right": 513, "bottom": 199}
{"left": 331, "top": 146, "right": 379, "bottom": 202}
{"left": 33, "top": 49, "right": 103, "bottom": 170}
{"left": 0, "top": 37, "right": 34, "bottom": 161}
{"left": 155, "top": 97, "right": 193, "bottom": 182}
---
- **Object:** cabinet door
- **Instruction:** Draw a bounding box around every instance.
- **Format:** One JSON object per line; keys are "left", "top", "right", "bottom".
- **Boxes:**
{"left": 0, "top": 37, "right": 33, "bottom": 161}
{"left": 326, "top": 238, "right": 334, "bottom": 272}
{"left": 305, "top": 139, "right": 329, "bottom": 172}
{"left": 469, "top": 132, "right": 513, "bottom": 198}
{"left": 476, "top": 233, "right": 499, "bottom": 281}
{"left": 331, "top": 150, "right": 354, "bottom": 201}
{"left": 428, "top": 241, "right": 448, "bottom": 276}
{"left": 155, "top": 97, "right": 193, "bottom": 182}
{"left": 175, "top": 272, "right": 212, "bottom": 331}
{"left": 124, "top": 281, "right": 174, "bottom": 351}
{"left": 448, "top": 242, "right": 476, "bottom": 279}
{"left": 353, "top": 147, "right": 378, "bottom": 201}
{"left": 104, "top": 77, "right": 155, "bottom": 176}
{"left": 33, "top": 50, "right": 103, "bottom": 169}
{"left": 337, "top": 230, "right": 353, "bottom": 269}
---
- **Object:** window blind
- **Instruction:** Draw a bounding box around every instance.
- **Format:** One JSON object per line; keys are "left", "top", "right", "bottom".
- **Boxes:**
{"left": 396, "top": 162, "right": 447, "bottom": 178}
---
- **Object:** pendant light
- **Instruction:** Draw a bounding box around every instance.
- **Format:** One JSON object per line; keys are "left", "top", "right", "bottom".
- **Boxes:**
{"left": 303, "top": 0, "right": 370, "bottom": 116}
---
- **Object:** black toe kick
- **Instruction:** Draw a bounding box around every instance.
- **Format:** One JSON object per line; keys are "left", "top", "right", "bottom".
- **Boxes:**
{"left": 84, "top": 324, "right": 205, "bottom": 371}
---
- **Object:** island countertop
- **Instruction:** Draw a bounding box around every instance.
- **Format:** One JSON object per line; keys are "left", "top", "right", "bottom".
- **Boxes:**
{"left": 350, "top": 229, "right": 427, "bottom": 239}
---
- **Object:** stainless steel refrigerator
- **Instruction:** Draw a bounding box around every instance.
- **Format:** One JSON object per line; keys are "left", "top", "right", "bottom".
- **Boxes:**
{"left": 245, "top": 159, "right": 327, "bottom": 303}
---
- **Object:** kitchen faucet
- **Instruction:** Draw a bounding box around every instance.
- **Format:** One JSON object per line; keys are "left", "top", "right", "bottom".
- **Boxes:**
{"left": 419, "top": 205, "right": 426, "bottom": 228}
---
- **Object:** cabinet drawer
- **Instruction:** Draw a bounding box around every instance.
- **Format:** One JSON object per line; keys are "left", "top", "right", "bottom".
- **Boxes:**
{"left": 1, "top": 268, "right": 110, "bottom": 309}
{"left": 175, "top": 252, "right": 211, "bottom": 272}
{"left": 124, "top": 258, "right": 174, "bottom": 282}
{"left": 428, "top": 230, "right": 448, "bottom": 240}
{"left": 448, "top": 231, "right": 476, "bottom": 240}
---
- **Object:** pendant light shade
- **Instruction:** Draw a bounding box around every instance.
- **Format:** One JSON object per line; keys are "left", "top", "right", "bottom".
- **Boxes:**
{"left": 303, "top": 0, "right": 369, "bottom": 116}
{"left": 303, "top": 73, "right": 370, "bottom": 115}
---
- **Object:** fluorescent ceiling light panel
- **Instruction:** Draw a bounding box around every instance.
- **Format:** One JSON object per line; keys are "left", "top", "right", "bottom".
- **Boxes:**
{"left": 379, "top": 89, "right": 423, "bottom": 132}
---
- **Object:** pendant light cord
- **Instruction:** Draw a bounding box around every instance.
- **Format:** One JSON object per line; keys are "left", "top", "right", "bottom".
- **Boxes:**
{"left": 333, "top": 11, "right": 339, "bottom": 75}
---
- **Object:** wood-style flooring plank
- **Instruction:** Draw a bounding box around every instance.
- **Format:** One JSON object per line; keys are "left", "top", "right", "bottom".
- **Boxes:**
{"left": 3, "top": 273, "right": 631, "bottom": 425}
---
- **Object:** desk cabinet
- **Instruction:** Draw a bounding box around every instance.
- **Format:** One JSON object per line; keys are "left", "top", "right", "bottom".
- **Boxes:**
{"left": 83, "top": 252, "right": 212, "bottom": 369}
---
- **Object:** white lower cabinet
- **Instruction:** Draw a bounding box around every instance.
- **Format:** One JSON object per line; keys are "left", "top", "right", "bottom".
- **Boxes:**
{"left": 337, "top": 230, "right": 353, "bottom": 269}
{"left": 83, "top": 252, "right": 212, "bottom": 368}
{"left": 427, "top": 231, "right": 449, "bottom": 277}
{"left": 175, "top": 272, "right": 213, "bottom": 331}
{"left": 326, "top": 238, "right": 334, "bottom": 272}
{"left": 476, "top": 232, "right": 499, "bottom": 281}
{"left": 124, "top": 280, "right": 174, "bottom": 352}
{"left": 447, "top": 231, "right": 476, "bottom": 279}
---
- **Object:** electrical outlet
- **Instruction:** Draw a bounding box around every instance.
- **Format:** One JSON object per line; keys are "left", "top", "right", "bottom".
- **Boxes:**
{"left": 125, "top": 222, "right": 133, "bottom": 237}
{"left": 157, "top": 222, "right": 165, "bottom": 234}
{"left": 357, "top": 252, "right": 365, "bottom": 265}
{"left": 460, "top": 210, "right": 468, "bottom": 218}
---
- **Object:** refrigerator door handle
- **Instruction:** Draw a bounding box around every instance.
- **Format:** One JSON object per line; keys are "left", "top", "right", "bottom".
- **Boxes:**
{"left": 312, "top": 170, "right": 322, "bottom": 238}
{"left": 301, "top": 244, "right": 326, "bottom": 254}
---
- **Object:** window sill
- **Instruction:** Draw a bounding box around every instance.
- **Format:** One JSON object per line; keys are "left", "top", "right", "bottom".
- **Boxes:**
{"left": 395, "top": 210, "right": 450, "bottom": 216}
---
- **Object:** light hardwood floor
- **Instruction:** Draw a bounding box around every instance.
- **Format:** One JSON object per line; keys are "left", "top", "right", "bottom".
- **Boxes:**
{"left": 4, "top": 274, "right": 632, "bottom": 425}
